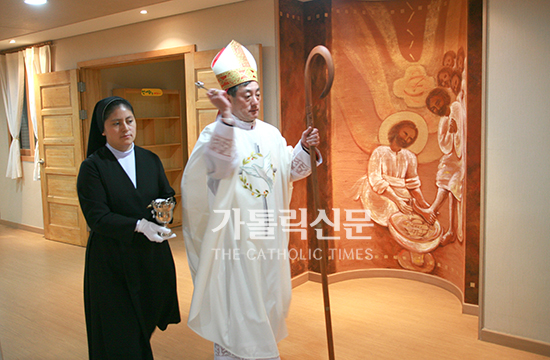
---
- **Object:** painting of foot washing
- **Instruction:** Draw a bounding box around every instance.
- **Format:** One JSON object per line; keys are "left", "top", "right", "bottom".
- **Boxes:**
{"left": 329, "top": 0, "right": 481, "bottom": 302}
{"left": 279, "top": 0, "right": 482, "bottom": 304}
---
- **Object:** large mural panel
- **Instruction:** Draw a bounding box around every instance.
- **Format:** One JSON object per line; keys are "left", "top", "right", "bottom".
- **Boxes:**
{"left": 331, "top": 0, "right": 469, "bottom": 290}
{"left": 279, "top": 0, "right": 481, "bottom": 304}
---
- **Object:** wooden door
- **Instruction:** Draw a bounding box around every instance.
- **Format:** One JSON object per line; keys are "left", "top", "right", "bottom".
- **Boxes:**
{"left": 79, "top": 67, "right": 102, "bottom": 154}
{"left": 184, "top": 44, "right": 263, "bottom": 156}
{"left": 35, "top": 69, "right": 88, "bottom": 246}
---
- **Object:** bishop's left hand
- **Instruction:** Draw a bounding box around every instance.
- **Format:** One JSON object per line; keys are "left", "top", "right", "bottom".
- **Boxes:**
{"left": 301, "top": 126, "right": 320, "bottom": 149}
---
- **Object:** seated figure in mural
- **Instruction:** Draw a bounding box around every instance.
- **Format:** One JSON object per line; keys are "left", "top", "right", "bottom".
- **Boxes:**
{"left": 355, "top": 120, "right": 431, "bottom": 227}
{"left": 414, "top": 87, "right": 465, "bottom": 246}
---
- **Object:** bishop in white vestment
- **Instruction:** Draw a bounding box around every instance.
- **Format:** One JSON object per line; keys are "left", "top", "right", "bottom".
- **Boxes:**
{"left": 181, "top": 40, "right": 321, "bottom": 360}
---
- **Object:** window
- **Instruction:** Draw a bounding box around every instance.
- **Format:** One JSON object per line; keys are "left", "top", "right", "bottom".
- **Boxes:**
{"left": 20, "top": 76, "right": 35, "bottom": 162}
{"left": 2, "top": 42, "right": 51, "bottom": 171}
{"left": 8, "top": 66, "right": 35, "bottom": 162}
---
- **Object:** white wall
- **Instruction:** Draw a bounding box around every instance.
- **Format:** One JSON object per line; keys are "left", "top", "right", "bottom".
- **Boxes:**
{"left": 0, "top": 93, "right": 44, "bottom": 228}
{"left": 484, "top": 0, "right": 550, "bottom": 345}
{"left": 0, "top": 0, "right": 277, "bottom": 228}
{"left": 53, "top": 0, "right": 278, "bottom": 121}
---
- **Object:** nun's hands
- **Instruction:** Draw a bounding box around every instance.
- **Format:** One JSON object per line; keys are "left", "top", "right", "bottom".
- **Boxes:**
{"left": 136, "top": 219, "right": 175, "bottom": 243}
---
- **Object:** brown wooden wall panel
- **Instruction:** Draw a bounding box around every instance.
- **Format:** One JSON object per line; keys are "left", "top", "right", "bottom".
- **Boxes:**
{"left": 196, "top": 70, "right": 218, "bottom": 95}
{"left": 48, "top": 224, "right": 82, "bottom": 244}
{"left": 198, "top": 109, "right": 217, "bottom": 135}
{"left": 49, "top": 203, "right": 80, "bottom": 228}
{"left": 44, "top": 147, "right": 76, "bottom": 168}
{"left": 43, "top": 116, "right": 75, "bottom": 139}
{"left": 41, "top": 85, "right": 72, "bottom": 109}
{"left": 45, "top": 174, "right": 77, "bottom": 198}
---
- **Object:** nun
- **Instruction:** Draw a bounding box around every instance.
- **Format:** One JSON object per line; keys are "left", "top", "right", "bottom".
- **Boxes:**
{"left": 77, "top": 96, "right": 180, "bottom": 359}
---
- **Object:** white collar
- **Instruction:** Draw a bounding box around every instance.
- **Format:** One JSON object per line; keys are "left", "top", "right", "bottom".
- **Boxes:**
{"left": 232, "top": 115, "right": 256, "bottom": 130}
{"left": 106, "top": 143, "right": 134, "bottom": 159}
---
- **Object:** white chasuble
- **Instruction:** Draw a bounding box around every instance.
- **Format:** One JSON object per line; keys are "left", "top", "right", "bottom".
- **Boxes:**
{"left": 182, "top": 117, "right": 318, "bottom": 359}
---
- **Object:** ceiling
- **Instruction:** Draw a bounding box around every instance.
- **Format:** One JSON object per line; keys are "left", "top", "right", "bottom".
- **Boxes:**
{"left": 0, "top": 0, "right": 244, "bottom": 52}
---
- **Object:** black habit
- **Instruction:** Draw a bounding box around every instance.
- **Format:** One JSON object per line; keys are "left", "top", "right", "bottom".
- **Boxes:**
{"left": 77, "top": 145, "right": 180, "bottom": 359}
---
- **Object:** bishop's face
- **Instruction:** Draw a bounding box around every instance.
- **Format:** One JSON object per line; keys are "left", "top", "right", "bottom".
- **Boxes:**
{"left": 230, "top": 81, "right": 261, "bottom": 122}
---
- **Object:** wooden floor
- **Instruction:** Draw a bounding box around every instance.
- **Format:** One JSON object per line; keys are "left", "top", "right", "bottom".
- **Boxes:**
{"left": 0, "top": 224, "right": 547, "bottom": 360}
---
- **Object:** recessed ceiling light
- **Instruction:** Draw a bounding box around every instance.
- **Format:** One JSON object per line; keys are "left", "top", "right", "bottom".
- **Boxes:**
{"left": 140, "top": 10, "right": 148, "bottom": 14}
{"left": 10, "top": 40, "right": 16, "bottom": 44}
{"left": 24, "top": 0, "right": 47, "bottom": 5}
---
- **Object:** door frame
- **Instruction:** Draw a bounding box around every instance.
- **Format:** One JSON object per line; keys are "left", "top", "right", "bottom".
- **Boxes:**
{"left": 77, "top": 45, "right": 196, "bottom": 155}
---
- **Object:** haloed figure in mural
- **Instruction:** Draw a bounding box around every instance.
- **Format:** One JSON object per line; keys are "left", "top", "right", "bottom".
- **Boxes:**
{"left": 414, "top": 87, "right": 465, "bottom": 246}
{"left": 355, "top": 120, "right": 431, "bottom": 227}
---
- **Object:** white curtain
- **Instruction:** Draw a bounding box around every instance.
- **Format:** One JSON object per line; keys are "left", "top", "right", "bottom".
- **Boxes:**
{"left": 0, "top": 51, "right": 25, "bottom": 179}
{"left": 24, "top": 45, "right": 51, "bottom": 180}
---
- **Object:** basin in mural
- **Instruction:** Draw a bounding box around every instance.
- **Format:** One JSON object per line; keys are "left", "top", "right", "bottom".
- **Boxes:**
{"left": 388, "top": 212, "right": 442, "bottom": 273}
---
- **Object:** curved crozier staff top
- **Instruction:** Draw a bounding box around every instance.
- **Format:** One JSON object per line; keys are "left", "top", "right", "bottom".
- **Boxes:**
{"left": 304, "top": 45, "right": 335, "bottom": 128}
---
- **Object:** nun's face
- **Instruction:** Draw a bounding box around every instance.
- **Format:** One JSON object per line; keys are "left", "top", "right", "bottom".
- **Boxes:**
{"left": 102, "top": 104, "right": 136, "bottom": 152}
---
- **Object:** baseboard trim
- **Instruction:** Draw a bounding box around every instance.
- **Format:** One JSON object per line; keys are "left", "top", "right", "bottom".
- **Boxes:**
{"left": 0, "top": 219, "right": 44, "bottom": 235}
{"left": 290, "top": 271, "right": 309, "bottom": 288}
{"left": 462, "top": 302, "right": 479, "bottom": 316}
{"left": 291, "top": 269, "right": 479, "bottom": 316}
{"left": 480, "top": 328, "right": 550, "bottom": 357}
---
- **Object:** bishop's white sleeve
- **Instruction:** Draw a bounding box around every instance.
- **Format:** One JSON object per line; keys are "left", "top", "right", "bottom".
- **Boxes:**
{"left": 204, "top": 118, "right": 239, "bottom": 180}
{"left": 290, "top": 142, "right": 323, "bottom": 182}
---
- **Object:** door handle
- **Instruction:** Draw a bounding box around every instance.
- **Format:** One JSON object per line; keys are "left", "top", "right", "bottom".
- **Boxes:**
{"left": 38, "top": 159, "right": 45, "bottom": 165}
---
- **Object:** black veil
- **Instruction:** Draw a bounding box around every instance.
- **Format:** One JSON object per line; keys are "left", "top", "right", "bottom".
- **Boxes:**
{"left": 86, "top": 96, "right": 133, "bottom": 157}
